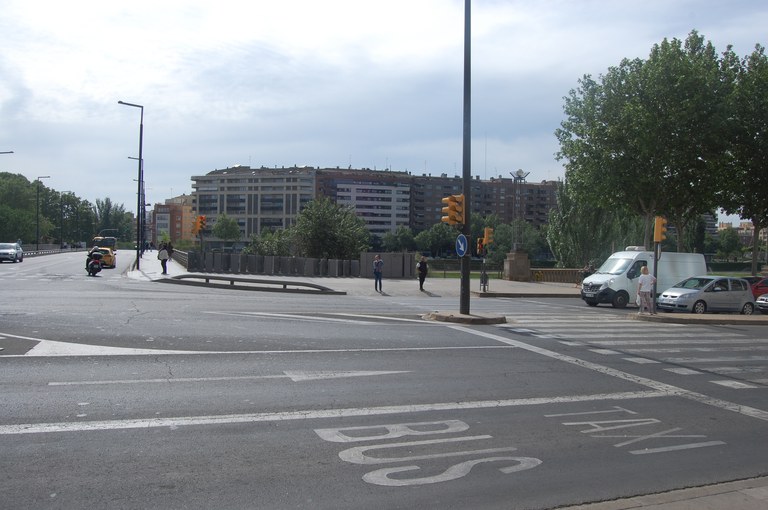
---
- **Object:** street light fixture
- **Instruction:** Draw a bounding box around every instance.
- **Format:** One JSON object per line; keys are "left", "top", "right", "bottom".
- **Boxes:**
{"left": 0, "top": 151, "right": 14, "bottom": 154}
{"left": 118, "top": 100, "right": 144, "bottom": 270}
{"left": 36, "top": 176, "right": 51, "bottom": 251}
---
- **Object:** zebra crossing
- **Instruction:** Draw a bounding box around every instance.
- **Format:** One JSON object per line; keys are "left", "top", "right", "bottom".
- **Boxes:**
{"left": 497, "top": 312, "right": 768, "bottom": 390}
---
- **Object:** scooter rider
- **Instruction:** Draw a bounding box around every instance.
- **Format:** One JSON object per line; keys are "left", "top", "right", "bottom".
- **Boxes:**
{"left": 86, "top": 246, "right": 101, "bottom": 270}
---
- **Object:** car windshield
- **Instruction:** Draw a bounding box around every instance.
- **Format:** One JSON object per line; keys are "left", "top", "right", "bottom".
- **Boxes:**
{"left": 0, "top": 243, "right": 15, "bottom": 249}
{"left": 674, "top": 277, "right": 713, "bottom": 290}
{"left": 595, "top": 257, "right": 633, "bottom": 275}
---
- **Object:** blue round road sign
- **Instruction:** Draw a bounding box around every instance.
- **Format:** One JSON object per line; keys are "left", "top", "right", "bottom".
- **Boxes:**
{"left": 455, "top": 234, "right": 468, "bottom": 257}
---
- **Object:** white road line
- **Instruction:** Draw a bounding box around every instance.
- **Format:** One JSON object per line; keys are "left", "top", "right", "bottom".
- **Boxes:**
{"left": 623, "top": 358, "right": 661, "bottom": 364}
{"left": 47, "top": 370, "right": 412, "bottom": 386}
{"left": 0, "top": 390, "right": 666, "bottom": 435}
{"left": 665, "top": 368, "right": 702, "bottom": 375}
{"left": 710, "top": 381, "right": 760, "bottom": 389}
{"left": 585, "top": 339, "right": 761, "bottom": 346}
{"left": 630, "top": 441, "right": 726, "bottom": 455}
{"left": 0, "top": 331, "right": 518, "bottom": 357}
{"left": 449, "top": 325, "right": 768, "bottom": 423}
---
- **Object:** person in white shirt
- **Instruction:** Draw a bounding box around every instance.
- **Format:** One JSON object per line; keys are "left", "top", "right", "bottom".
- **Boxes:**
{"left": 637, "top": 265, "right": 657, "bottom": 315}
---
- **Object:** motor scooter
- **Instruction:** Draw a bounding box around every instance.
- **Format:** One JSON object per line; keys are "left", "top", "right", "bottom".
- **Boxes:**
{"left": 86, "top": 251, "right": 103, "bottom": 276}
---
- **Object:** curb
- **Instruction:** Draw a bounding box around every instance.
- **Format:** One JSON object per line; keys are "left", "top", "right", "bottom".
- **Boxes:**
{"left": 423, "top": 311, "right": 507, "bottom": 325}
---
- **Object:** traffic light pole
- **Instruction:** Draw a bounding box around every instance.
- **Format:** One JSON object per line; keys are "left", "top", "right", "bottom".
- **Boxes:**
{"left": 459, "top": 0, "right": 471, "bottom": 315}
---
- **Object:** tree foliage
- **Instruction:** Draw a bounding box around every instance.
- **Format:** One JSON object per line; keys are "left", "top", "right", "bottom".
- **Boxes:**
{"left": 292, "top": 197, "right": 370, "bottom": 259}
{"left": 556, "top": 31, "right": 730, "bottom": 251}
{"left": 211, "top": 213, "right": 242, "bottom": 246}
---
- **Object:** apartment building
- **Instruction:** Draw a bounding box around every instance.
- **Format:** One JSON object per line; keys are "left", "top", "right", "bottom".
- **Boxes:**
{"left": 190, "top": 165, "right": 559, "bottom": 239}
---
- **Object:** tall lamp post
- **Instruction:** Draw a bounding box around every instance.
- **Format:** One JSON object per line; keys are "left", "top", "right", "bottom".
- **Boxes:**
{"left": 118, "top": 101, "right": 144, "bottom": 270}
{"left": 36, "top": 176, "right": 51, "bottom": 251}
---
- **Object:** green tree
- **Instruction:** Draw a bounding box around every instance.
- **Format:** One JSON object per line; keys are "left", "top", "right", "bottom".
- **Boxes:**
{"left": 212, "top": 213, "right": 242, "bottom": 247}
{"left": 414, "top": 223, "right": 456, "bottom": 257}
{"left": 381, "top": 226, "right": 416, "bottom": 252}
{"left": 717, "top": 227, "right": 742, "bottom": 261}
{"left": 556, "top": 31, "right": 727, "bottom": 251}
{"left": 292, "top": 197, "right": 370, "bottom": 259}
{"left": 245, "top": 229, "right": 292, "bottom": 256}
{"left": 720, "top": 44, "right": 768, "bottom": 274}
{"left": 93, "top": 198, "right": 133, "bottom": 241}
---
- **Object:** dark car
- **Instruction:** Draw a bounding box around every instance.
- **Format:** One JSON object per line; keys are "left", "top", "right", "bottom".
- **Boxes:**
{"left": 750, "top": 277, "right": 768, "bottom": 300}
{"left": 0, "top": 243, "right": 23, "bottom": 263}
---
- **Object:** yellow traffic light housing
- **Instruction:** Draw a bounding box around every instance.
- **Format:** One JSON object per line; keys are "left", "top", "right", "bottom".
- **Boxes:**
{"left": 440, "top": 194, "right": 465, "bottom": 225}
{"left": 653, "top": 216, "right": 668, "bottom": 243}
{"left": 483, "top": 227, "right": 494, "bottom": 245}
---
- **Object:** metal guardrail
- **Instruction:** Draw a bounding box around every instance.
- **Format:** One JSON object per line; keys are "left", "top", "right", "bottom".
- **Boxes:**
{"left": 157, "top": 274, "right": 346, "bottom": 295}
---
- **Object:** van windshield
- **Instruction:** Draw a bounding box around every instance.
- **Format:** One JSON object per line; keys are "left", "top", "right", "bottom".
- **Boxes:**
{"left": 595, "top": 257, "right": 633, "bottom": 275}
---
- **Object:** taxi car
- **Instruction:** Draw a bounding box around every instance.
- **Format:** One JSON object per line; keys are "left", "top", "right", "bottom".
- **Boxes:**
{"left": 94, "top": 247, "right": 116, "bottom": 268}
{"left": 657, "top": 276, "right": 755, "bottom": 315}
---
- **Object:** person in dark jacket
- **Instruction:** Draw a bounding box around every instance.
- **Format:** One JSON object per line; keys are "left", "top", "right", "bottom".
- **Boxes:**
{"left": 417, "top": 256, "right": 428, "bottom": 291}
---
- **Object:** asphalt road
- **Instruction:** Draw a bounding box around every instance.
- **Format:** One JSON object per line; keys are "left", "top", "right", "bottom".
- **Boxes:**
{"left": 1, "top": 252, "right": 767, "bottom": 509}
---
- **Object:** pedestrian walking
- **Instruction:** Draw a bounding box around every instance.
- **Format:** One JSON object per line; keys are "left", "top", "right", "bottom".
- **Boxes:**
{"left": 158, "top": 243, "right": 170, "bottom": 275}
{"left": 373, "top": 254, "right": 383, "bottom": 293}
{"left": 637, "top": 265, "right": 656, "bottom": 315}
{"left": 417, "top": 256, "right": 428, "bottom": 291}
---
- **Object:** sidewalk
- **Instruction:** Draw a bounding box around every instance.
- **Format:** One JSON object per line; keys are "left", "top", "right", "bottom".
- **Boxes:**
{"left": 126, "top": 253, "right": 768, "bottom": 508}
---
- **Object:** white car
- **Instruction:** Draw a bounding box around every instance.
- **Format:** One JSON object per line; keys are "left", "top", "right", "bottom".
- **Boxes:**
{"left": 0, "top": 243, "right": 23, "bottom": 263}
{"left": 756, "top": 294, "right": 768, "bottom": 315}
{"left": 657, "top": 276, "right": 755, "bottom": 315}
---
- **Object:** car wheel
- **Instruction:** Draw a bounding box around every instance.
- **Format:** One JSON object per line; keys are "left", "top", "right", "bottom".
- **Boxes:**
{"left": 611, "top": 291, "right": 629, "bottom": 308}
{"left": 741, "top": 303, "right": 754, "bottom": 315}
{"left": 692, "top": 300, "right": 707, "bottom": 314}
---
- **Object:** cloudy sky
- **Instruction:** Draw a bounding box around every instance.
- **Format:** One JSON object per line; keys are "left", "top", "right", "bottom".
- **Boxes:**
{"left": 1, "top": 1, "right": 765, "bottom": 223}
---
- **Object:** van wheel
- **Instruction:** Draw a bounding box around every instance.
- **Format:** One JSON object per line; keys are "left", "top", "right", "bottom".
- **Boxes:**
{"left": 611, "top": 292, "right": 629, "bottom": 308}
{"left": 692, "top": 301, "right": 707, "bottom": 314}
{"left": 741, "top": 303, "right": 754, "bottom": 315}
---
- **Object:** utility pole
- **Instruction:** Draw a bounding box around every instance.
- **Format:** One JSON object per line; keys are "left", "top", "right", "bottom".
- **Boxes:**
{"left": 459, "top": 0, "right": 471, "bottom": 315}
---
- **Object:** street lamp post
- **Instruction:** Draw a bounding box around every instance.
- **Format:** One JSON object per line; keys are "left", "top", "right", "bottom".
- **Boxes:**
{"left": 118, "top": 101, "right": 144, "bottom": 270}
{"left": 36, "top": 176, "right": 51, "bottom": 251}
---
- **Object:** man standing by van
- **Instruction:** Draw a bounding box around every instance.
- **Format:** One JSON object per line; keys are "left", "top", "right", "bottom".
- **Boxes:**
{"left": 637, "top": 266, "right": 656, "bottom": 315}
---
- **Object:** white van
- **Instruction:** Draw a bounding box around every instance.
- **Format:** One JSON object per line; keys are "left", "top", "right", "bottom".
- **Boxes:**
{"left": 581, "top": 247, "right": 706, "bottom": 308}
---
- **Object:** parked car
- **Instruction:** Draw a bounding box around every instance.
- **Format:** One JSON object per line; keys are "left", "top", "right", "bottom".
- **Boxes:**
{"left": 0, "top": 243, "right": 23, "bottom": 263}
{"left": 750, "top": 277, "right": 768, "bottom": 300}
{"left": 756, "top": 294, "right": 768, "bottom": 314}
{"left": 95, "top": 247, "right": 116, "bottom": 268}
{"left": 657, "top": 276, "right": 755, "bottom": 315}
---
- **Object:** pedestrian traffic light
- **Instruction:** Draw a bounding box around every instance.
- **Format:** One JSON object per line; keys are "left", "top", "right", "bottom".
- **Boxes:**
{"left": 199, "top": 215, "right": 206, "bottom": 231}
{"left": 440, "top": 194, "right": 465, "bottom": 225}
{"left": 483, "top": 227, "right": 494, "bottom": 245}
{"left": 653, "top": 216, "right": 668, "bottom": 243}
{"left": 476, "top": 237, "right": 485, "bottom": 256}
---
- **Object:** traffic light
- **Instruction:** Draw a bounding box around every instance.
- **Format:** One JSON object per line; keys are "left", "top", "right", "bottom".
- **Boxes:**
{"left": 483, "top": 227, "right": 494, "bottom": 246}
{"left": 440, "top": 194, "right": 465, "bottom": 225}
{"left": 193, "top": 215, "right": 207, "bottom": 235}
{"left": 476, "top": 237, "right": 485, "bottom": 256}
{"left": 653, "top": 216, "right": 668, "bottom": 243}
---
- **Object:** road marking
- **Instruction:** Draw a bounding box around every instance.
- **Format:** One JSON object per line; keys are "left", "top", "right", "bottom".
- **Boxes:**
{"left": 590, "top": 349, "right": 620, "bottom": 355}
{"left": 710, "top": 380, "right": 760, "bottom": 389}
{"left": 206, "top": 311, "right": 380, "bottom": 324}
{"left": 0, "top": 390, "right": 665, "bottom": 435}
{"left": 48, "top": 370, "right": 411, "bottom": 386}
{"left": 623, "top": 357, "right": 661, "bottom": 364}
{"left": 665, "top": 368, "right": 702, "bottom": 375}
{"left": 629, "top": 441, "right": 726, "bottom": 455}
{"left": 449, "top": 325, "right": 768, "bottom": 423}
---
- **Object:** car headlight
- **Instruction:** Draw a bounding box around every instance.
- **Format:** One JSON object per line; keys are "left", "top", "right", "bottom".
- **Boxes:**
{"left": 676, "top": 294, "right": 693, "bottom": 302}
